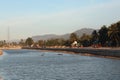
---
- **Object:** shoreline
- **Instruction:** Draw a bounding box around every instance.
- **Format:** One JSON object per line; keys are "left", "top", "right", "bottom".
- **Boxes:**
{"left": 1, "top": 47, "right": 120, "bottom": 59}
{"left": 40, "top": 49, "right": 120, "bottom": 60}
{"left": 0, "top": 47, "right": 21, "bottom": 50}
{"left": 0, "top": 47, "right": 21, "bottom": 55}
{"left": 22, "top": 47, "right": 120, "bottom": 58}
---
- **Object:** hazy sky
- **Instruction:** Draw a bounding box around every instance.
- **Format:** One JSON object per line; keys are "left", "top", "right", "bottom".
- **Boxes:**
{"left": 0, "top": 0, "right": 120, "bottom": 40}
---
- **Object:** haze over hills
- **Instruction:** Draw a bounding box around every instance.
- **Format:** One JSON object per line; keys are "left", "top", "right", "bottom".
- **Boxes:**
{"left": 32, "top": 28, "right": 94, "bottom": 41}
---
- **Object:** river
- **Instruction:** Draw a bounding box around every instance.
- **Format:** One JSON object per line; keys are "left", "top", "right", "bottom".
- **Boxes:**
{"left": 0, "top": 49, "right": 120, "bottom": 80}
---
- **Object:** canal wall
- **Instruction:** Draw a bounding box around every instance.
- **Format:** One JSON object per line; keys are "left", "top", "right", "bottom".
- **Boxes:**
{"left": 22, "top": 47, "right": 120, "bottom": 58}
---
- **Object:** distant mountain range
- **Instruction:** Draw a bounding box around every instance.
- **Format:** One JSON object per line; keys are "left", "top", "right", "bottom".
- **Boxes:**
{"left": 32, "top": 28, "right": 94, "bottom": 41}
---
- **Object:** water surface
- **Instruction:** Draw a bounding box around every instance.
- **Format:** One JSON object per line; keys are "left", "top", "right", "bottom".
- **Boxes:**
{"left": 0, "top": 49, "right": 120, "bottom": 80}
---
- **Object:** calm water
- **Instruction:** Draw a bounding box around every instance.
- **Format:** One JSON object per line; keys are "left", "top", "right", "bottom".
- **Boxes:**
{"left": 0, "top": 49, "right": 120, "bottom": 80}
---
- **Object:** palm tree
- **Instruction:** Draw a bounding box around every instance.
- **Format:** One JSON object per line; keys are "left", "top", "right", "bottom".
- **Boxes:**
{"left": 91, "top": 30, "right": 99, "bottom": 43}
{"left": 38, "top": 40, "right": 44, "bottom": 47}
{"left": 98, "top": 25, "right": 108, "bottom": 46}
{"left": 80, "top": 33, "right": 91, "bottom": 47}
{"left": 25, "top": 37, "right": 34, "bottom": 47}
{"left": 108, "top": 22, "right": 120, "bottom": 47}
{"left": 69, "top": 33, "right": 78, "bottom": 43}
{"left": 19, "top": 39, "right": 25, "bottom": 46}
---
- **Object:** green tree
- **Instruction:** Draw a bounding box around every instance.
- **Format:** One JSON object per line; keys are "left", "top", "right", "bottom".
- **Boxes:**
{"left": 59, "top": 38, "right": 66, "bottom": 46}
{"left": 38, "top": 40, "right": 44, "bottom": 47}
{"left": 45, "top": 38, "right": 66, "bottom": 47}
{"left": 19, "top": 39, "right": 25, "bottom": 46}
{"left": 80, "top": 33, "right": 91, "bottom": 47}
{"left": 108, "top": 22, "right": 120, "bottom": 47}
{"left": 12, "top": 42, "right": 18, "bottom": 46}
{"left": 69, "top": 33, "right": 78, "bottom": 44}
{"left": 25, "top": 37, "right": 34, "bottom": 47}
{"left": 0, "top": 41, "right": 4, "bottom": 47}
{"left": 46, "top": 39, "right": 60, "bottom": 46}
{"left": 91, "top": 30, "right": 99, "bottom": 45}
{"left": 98, "top": 25, "right": 108, "bottom": 46}
{"left": 64, "top": 40, "right": 71, "bottom": 47}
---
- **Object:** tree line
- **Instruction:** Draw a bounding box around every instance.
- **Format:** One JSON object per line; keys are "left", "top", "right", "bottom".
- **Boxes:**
{"left": 2, "top": 21, "right": 119, "bottom": 48}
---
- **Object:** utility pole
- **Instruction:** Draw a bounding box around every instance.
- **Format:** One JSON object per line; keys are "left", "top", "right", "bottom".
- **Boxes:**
{"left": 7, "top": 27, "right": 10, "bottom": 47}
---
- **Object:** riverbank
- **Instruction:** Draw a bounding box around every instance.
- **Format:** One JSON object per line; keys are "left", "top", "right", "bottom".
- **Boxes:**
{"left": 0, "top": 50, "right": 3, "bottom": 55}
{"left": 0, "top": 46, "right": 21, "bottom": 50}
{"left": 22, "top": 47, "right": 120, "bottom": 58}
{"left": 0, "top": 47, "right": 21, "bottom": 56}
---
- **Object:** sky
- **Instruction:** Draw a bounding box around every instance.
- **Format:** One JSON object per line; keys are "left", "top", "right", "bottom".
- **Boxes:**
{"left": 0, "top": 0, "right": 120, "bottom": 40}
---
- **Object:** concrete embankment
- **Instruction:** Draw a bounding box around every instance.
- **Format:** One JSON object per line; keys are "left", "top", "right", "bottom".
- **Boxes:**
{"left": 22, "top": 47, "right": 120, "bottom": 58}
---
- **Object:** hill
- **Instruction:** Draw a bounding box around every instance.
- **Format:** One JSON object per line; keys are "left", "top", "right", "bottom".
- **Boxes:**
{"left": 32, "top": 28, "right": 94, "bottom": 41}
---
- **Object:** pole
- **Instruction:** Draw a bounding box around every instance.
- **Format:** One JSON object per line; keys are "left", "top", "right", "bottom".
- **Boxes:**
{"left": 8, "top": 27, "right": 10, "bottom": 47}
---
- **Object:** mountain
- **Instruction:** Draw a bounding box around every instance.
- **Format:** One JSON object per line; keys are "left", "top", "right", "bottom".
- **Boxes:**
{"left": 32, "top": 28, "right": 94, "bottom": 41}
{"left": 32, "top": 34, "right": 60, "bottom": 41}
{"left": 74, "top": 28, "right": 94, "bottom": 37}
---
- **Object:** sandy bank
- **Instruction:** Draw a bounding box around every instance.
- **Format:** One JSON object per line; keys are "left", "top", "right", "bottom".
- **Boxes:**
{"left": 0, "top": 50, "right": 3, "bottom": 55}
{"left": 0, "top": 47, "right": 21, "bottom": 50}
